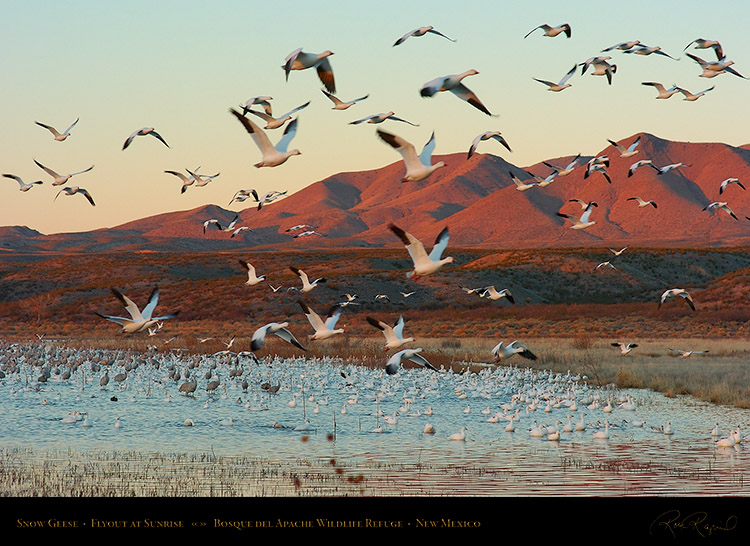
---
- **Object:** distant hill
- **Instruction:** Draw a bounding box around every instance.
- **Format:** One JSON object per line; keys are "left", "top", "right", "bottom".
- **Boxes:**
{"left": 3, "top": 132, "right": 750, "bottom": 253}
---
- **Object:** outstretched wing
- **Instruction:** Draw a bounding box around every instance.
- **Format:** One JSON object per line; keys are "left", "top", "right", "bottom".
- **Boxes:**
{"left": 427, "top": 226, "right": 450, "bottom": 261}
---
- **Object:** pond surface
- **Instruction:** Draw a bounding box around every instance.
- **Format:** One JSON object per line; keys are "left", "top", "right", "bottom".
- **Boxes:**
{"left": 1, "top": 342, "right": 749, "bottom": 496}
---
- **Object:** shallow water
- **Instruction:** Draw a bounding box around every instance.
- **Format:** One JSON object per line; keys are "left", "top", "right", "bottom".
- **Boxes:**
{"left": 1, "top": 342, "right": 749, "bottom": 496}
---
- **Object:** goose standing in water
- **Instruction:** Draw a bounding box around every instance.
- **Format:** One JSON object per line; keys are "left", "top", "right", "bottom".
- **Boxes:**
{"left": 449, "top": 427, "right": 467, "bottom": 441}
{"left": 228, "top": 108, "right": 301, "bottom": 168}
{"left": 420, "top": 69, "right": 494, "bottom": 116}
{"left": 388, "top": 224, "right": 453, "bottom": 280}
{"left": 376, "top": 129, "right": 445, "bottom": 182}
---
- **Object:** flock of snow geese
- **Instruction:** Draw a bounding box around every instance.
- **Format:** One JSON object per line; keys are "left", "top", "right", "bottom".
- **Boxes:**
{"left": 6, "top": 22, "right": 747, "bottom": 446}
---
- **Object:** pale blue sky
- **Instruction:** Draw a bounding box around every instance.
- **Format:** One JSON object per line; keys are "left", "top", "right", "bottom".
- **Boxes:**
{"left": 2, "top": 0, "right": 748, "bottom": 234}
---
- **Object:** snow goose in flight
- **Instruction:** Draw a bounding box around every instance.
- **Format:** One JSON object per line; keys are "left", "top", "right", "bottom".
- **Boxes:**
{"left": 602, "top": 41, "right": 641, "bottom": 52}
{"left": 33, "top": 160, "right": 93, "bottom": 186}
{"left": 228, "top": 189, "right": 254, "bottom": 206}
{"left": 185, "top": 169, "right": 220, "bottom": 191}
{"left": 367, "top": 315, "right": 415, "bottom": 351}
{"left": 543, "top": 153, "right": 581, "bottom": 177}
{"left": 164, "top": 168, "right": 214, "bottom": 194}
{"left": 668, "top": 348, "right": 708, "bottom": 358}
{"left": 491, "top": 340, "right": 537, "bottom": 362}
{"left": 240, "top": 96, "right": 273, "bottom": 116}
{"left": 611, "top": 342, "right": 638, "bottom": 356}
{"left": 685, "top": 53, "right": 746, "bottom": 79}
{"left": 480, "top": 286, "right": 514, "bottom": 303}
{"left": 609, "top": 246, "right": 628, "bottom": 256}
{"left": 420, "top": 70, "right": 494, "bottom": 116}
{"left": 239, "top": 260, "right": 265, "bottom": 286}
{"left": 509, "top": 171, "right": 538, "bottom": 191}
{"left": 623, "top": 44, "right": 677, "bottom": 59}
{"left": 569, "top": 198, "right": 595, "bottom": 210}
{"left": 467, "top": 131, "right": 511, "bottom": 159}
{"left": 628, "top": 159, "right": 659, "bottom": 177}
{"left": 203, "top": 214, "right": 240, "bottom": 234}
{"left": 658, "top": 288, "right": 695, "bottom": 311}
{"left": 596, "top": 261, "right": 617, "bottom": 271}
{"left": 246, "top": 101, "right": 310, "bottom": 130}
{"left": 719, "top": 178, "right": 744, "bottom": 195}
{"left": 656, "top": 162, "right": 690, "bottom": 175}
{"left": 641, "top": 82, "right": 680, "bottom": 99}
{"left": 580, "top": 57, "right": 617, "bottom": 85}
{"left": 54, "top": 186, "right": 95, "bottom": 206}
{"left": 393, "top": 26, "right": 456, "bottom": 46}
{"left": 584, "top": 163, "right": 611, "bottom": 184}
{"left": 321, "top": 89, "right": 369, "bottom": 110}
{"left": 122, "top": 127, "right": 169, "bottom": 150}
{"left": 524, "top": 23, "right": 571, "bottom": 39}
{"left": 557, "top": 202, "right": 597, "bottom": 230}
{"left": 627, "top": 197, "right": 657, "bottom": 209}
{"left": 231, "top": 226, "right": 252, "bottom": 238}
{"left": 298, "top": 300, "right": 345, "bottom": 341}
{"left": 250, "top": 322, "right": 306, "bottom": 352}
{"left": 286, "top": 224, "right": 314, "bottom": 233}
{"left": 533, "top": 64, "right": 577, "bottom": 92}
{"left": 289, "top": 266, "right": 325, "bottom": 292}
{"left": 703, "top": 201, "right": 738, "bottom": 220}
{"left": 676, "top": 85, "right": 715, "bottom": 101}
{"left": 385, "top": 348, "right": 437, "bottom": 375}
{"left": 388, "top": 224, "right": 453, "bottom": 280}
{"left": 684, "top": 38, "right": 723, "bottom": 61}
{"left": 282, "top": 48, "right": 335, "bottom": 93}
{"left": 293, "top": 230, "right": 326, "bottom": 239}
{"left": 376, "top": 129, "right": 445, "bottom": 183}
{"left": 229, "top": 108, "right": 301, "bottom": 168}
{"left": 35, "top": 118, "right": 78, "bottom": 141}
{"left": 96, "top": 286, "right": 178, "bottom": 333}
{"left": 608, "top": 136, "right": 641, "bottom": 158}
{"left": 349, "top": 111, "right": 418, "bottom": 126}
{"left": 3, "top": 174, "right": 42, "bottom": 192}
{"left": 252, "top": 189, "right": 288, "bottom": 210}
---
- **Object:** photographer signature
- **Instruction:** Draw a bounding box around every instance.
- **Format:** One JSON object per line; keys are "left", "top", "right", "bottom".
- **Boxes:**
{"left": 650, "top": 510, "right": 737, "bottom": 539}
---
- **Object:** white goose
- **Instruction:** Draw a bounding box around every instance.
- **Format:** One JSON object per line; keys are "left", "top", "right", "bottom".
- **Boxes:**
{"left": 299, "top": 300, "right": 345, "bottom": 341}
{"left": 491, "top": 340, "right": 537, "bottom": 362}
{"left": 122, "top": 127, "right": 169, "bottom": 150}
{"left": 250, "top": 322, "right": 306, "bottom": 352}
{"left": 557, "top": 202, "right": 597, "bottom": 230}
{"left": 95, "top": 286, "right": 178, "bottom": 333}
{"left": 480, "top": 286, "right": 515, "bottom": 303}
{"left": 393, "top": 26, "right": 456, "bottom": 47}
{"left": 448, "top": 427, "right": 467, "bottom": 441}
{"left": 3, "top": 174, "right": 43, "bottom": 192}
{"left": 239, "top": 260, "right": 265, "bottom": 286}
{"left": 524, "top": 23, "right": 571, "bottom": 39}
{"left": 366, "top": 315, "right": 415, "bottom": 351}
{"left": 509, "top": 171, "right": 539, "bottom": 191}
{"left": 611, "top": 343, "right": 638, "bottom": 356}
{"left": 240, "top": 96, "right": 273, "bottom": 116}
{"left": 628, "top": 160, "right": 659, "bottom": 177}
{"left": 54, "top": 186, "right": 96, "bottom": 206}
{"left": 684, "top": 38, "right": 723, "bottom": 60}
{"left": 376, "top": 129, "right": 445, "bottom": 183}
{"left": 246, "top": 101, "right": 310, "bottom": 130}
{"left": 668, "top": 348, "right": 708, "bottom": 358}
{"left": 349, "top": 111, "right": 419, "bottom": 126}
{"left": 580, "top": 56, "right": 617, "bottom": 85}
{"left": 33, "top": 160, "right": 94, "bottom": 186}
{"left": 703, "top": 201, "right": 738, "bottom": 220}
{"left": 385, "top": 348, "right": 438, "bottom": 375}
{"left": 36, "top": 118, "right": 79, "bottom": 141}
{"left": 627, "top": 197, "right": 657, "bottom": 209}
{"left": 467, "top": 131, "right": 511, "bottom": 159}
{"left": 289, "top": 266, "right": 325, "bottom": 292}
{"left": 641, "top": 82, "right": 680, "bottom": 99}
{"left": 321, "top": 89, "right": 369, "bottom": 110}
{"left": 719, "top": 178, "right": 744, "bottom": 195}
{"left": 282, "top": 48, "right": 335, "bottom": 93}
{"left": 228, "top": 108, "right": 301, "bottom": 168}
{"left": 543, "top": 154, "right": 581, "bottom": 176}
{"left": 593, "top": 420, "right": 610, "bottom": 439}
{"left": 608, "top": 136, "right": 641, "bottom": 158}
{"left": 533, "top": 64, "right": 577, "bottom": 92}
{"left": 388, "top": 224, "right": 453, "bottom": 280}
{"left": 676, "top": 85, "right": 715, "bottom": 101}
{"left": 420, "top": 69, "right": 494, "bottom": 116}
{"left": 658, "top": 288, "right": 695, "bottom": 311}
